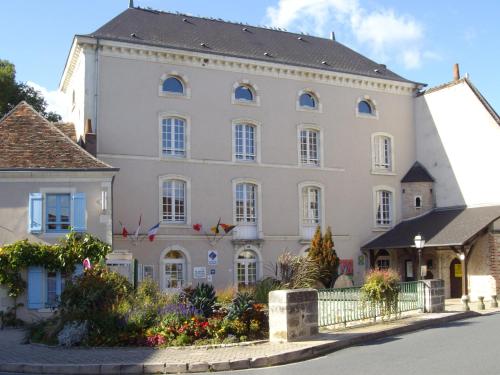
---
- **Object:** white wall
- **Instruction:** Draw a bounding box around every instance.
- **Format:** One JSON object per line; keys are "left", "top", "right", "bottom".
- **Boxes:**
{"left": 416, "top": 80, "right": 500, "bottom": 207}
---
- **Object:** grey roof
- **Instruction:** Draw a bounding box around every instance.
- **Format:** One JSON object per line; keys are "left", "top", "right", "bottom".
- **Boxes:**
{"left": 362, "top": 206, "right": 500, "bottom": 250}
{"left": 401, "top": 161, "right": 435, "bottom": 183}
{"left": 87, "top": 7, "right": 417, "bottom": 85}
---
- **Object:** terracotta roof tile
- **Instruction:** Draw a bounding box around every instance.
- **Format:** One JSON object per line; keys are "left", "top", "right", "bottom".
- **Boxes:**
{"left": 53, "top": 122, "right": 77, "bottom": 142}
{"left": 0, "top": 102, "right": 115, "bottom": 170}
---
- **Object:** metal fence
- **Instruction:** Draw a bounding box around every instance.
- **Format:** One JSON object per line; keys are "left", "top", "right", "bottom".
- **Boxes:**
{"left": 318, "top": 281, "right": 425, "bottom": 327}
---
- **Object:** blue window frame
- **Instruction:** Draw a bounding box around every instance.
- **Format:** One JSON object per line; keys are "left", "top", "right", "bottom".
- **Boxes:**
{"left": 358, "top": 100, "right": 373, "bottom": 114}
{"left": 162, "top": 117, "right": 186, "bottom": 157}
{"left": 46, "top": 194, "right": 71, "bottom": 232}
{"left": 162, "top": 77, "right": 184, "bottom": 94}
{"left": 235, "top": 85, "right": 254, "bottom": 101}
{"left": 299, "top": 92, "right": 317, "bottom": 108}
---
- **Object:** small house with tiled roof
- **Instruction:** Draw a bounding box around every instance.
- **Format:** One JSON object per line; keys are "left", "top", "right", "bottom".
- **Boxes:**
{"left": 0, "top": 102, "right": 117, "bottom": 321}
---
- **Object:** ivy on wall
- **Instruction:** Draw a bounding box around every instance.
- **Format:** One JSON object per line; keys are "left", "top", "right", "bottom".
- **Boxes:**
{"left": 0, "top": 232, "right": 111, "bottom": 298}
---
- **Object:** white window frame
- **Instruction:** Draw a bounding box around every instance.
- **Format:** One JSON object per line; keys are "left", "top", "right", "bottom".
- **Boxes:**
{"left": 232, "top": 119, "right": 261, "bottom": 163}
{"left": 298, "top": 182, "right": 325, "bottom": 239}
{"left": 297, "top": 124, "right": 323, "bottom": 167}
{"left": 371, "top": 132, "right": 395, "bottom": 174}
{"left": 373, "top": 185, "right": 396, "bottom": 229}
{"left": 158, "top": 175, "right": 191, "bottom": 227}
{"left": 159, "top": 112, "right": 191, "bottom": 159}
{"left": 233, "top": 245, "right": 263, "bottom": 287}
{"left": 231, "top": 80, "right": 260, "bottom": 106}
{"left": 158, "top": 71, "right": 191, "bottom": 99}
{"left": 160, "top": 246, "right": 191, "bottom": 292}
{"left": 232, "top": 178, "right": 263, "bottom": 239}
{"left": 356, "top": 95, "right": 378, "bottom": 119}
{"left": 39, "top": 187, "right": 77, "bottom": 237}
{"left": 296, "top": 89, "right": 322, "bottom": 112}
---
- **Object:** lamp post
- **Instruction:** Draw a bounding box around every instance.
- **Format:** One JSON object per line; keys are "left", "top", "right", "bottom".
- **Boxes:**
{"left": 458, "top": 251, "right": 470, "bottom": 311}
{"left": 414, "top": 234, "right": 425, "bottom": 280}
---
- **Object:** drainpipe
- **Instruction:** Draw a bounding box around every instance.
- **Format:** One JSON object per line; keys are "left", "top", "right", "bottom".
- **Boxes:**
{"left": 110, "top": 174, "right": 115, "bottom": 251}
{"left": 93, "top": 38, "right": 100, "bottom": 150}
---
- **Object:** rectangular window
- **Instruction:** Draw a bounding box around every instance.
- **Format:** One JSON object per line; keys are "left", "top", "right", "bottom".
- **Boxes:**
{"left": 162, "top": 117, "right": 186, "bottom": 157}
{"left": 302, "top": 187, "right": 320, "bottom": 225}
{"left": 235, "top": 183, "right": 257, "bottom": 223}
{"left": 376, "top": 190, "right": 393, "bottom": 226}
{"left": 235, "top": 124, "right": 256, "bottom": 161}
{"left": 46, "top": 194, "right": 71, "bottom": 232}
{"left": 46, "top": 271, "right": 58, "bottom": 307}
{"left": 162, "top": 180, "right": 186, "bottom": 223}
{"left": 373, "top": 135, "right": 392, "bottom": 170}
{"left": 300, "top": 129, "right": 319, "bottom": 166}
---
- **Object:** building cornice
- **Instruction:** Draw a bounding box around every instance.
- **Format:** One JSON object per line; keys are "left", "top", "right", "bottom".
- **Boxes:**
{"left": 0, "top": 170, "right": 116, "bottom": 181}
{"left": 61, "top": 36, "right": 421, "bottom": 95}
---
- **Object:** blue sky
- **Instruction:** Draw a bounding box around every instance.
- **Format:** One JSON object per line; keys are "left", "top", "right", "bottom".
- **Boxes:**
{"left": 2, "top": 0, "right": 499, "bottom": 117}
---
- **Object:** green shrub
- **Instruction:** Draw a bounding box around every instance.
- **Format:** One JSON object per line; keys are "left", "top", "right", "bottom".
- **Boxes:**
{"left": 361, "top": 269, "right": 401, "bottom": 319}
{"left": 254, "top": 277, "right": 280, "bottom": 304}
{"left": 189, "top": 283, "right": 216, "bottom": 318}
{"left": 226, "top": 291, "right": 254, "bottom": 321}
{"left": 308, "top": 226, "right": 339, "bottom": 288}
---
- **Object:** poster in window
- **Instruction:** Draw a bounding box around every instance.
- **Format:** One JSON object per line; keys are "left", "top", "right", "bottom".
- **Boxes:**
{"left": 454, "top": 263, "right": 462, "bottom": 277}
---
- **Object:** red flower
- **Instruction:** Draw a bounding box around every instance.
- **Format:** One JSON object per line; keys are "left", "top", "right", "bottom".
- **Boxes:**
{"left": 193, "top": 223, "right": 202, "bottom": 232}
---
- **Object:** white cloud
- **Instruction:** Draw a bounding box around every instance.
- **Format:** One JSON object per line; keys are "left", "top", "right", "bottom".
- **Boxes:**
{"left": 265, "top": 0, "right": 437, "bottom": 70}
{"left": 26, "top": 81, "right": 69, "bottom": 121}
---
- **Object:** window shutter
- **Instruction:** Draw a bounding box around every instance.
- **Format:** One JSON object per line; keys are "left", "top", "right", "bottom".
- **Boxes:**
{"left": 72, "top": 193, "right": 87, "bottom": 232}
{"left": 27, "top": 266, "right": 44, "bottom": 309}
{"left": 73, "top": 264, "right": 84, "bottom": 278}
{"left": 28, "top": 193, "right": 43, "bottom": 233}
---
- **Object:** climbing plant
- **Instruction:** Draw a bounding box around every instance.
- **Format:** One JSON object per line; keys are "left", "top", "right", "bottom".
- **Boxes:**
{"left": 0, "top": 231, "right": 111, "bottom": 298}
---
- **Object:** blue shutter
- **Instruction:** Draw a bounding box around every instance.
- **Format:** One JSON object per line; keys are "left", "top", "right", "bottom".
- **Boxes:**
{"left": 73, "top": 264, "right": 84, "bottom": 278}
{"left": 28, "top": 193, "right": 43, "bottom": 233}
{"left": 27, "top": 266, "right": 44, "bottom": 309}
{"left": 72, "top": 193, "right": 87, "bottom": 232}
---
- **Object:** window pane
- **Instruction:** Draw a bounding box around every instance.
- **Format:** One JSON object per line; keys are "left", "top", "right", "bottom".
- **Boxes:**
{"left": 235, "top": 85, "right": 253, "bottom": 101}
{"left": 358, "top": 100, "right": 372, "bottom": 114}
{"left": 299, "top": 93, "right": 316, "bottom": 108}
{"left": 376, "top": 190, "right": 392, "bottom": 225}
{"left": 163, "top": 77, "right": 184, "bottom": 93}
{"left": 46, "top": 194, "right": 71, "bottom": 232}
{"left": 303, "top": 187, "right": 320, "bottom": 224}
{"left": 374, "top": 135, "right": 391, "bottom": 170}
{"left": 235, "top": 183, "right": 257, "bottom": 223}
{"left": 47, "top": 271, "right": 57, "bottom": 306}
{"left": 234, "top": 124, "right": 255, "bottom": 161}
{"left": 300, "top": 130, "right": 319, "bottom": 165}
{"left": 162, "top": 180, "right": 186, "bottom": 223}
{"left": 162, "top": 118, "right": 185, "bottom": 157}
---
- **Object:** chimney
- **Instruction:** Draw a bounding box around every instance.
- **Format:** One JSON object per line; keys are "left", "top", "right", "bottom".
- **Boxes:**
{"left": 330, "top": 31, "right": 336, "bottom": 41}
{"left": 83, "top": 119, "right": 97, "bottom": 157}
{"left": 453, "top": 63, "right": 460, "bottom": 81}
{"left": 129, "top": 0, "right": 134, "bottom": 8}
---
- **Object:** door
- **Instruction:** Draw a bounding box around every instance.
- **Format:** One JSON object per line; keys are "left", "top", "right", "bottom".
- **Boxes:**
{"left": 405, "top": 260, "right": 414, "bottom": 281}
{"left": 450, "top": 258, "right": 462, "bottom": 298}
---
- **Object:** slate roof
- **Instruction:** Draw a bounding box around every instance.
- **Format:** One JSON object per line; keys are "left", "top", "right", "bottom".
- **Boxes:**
{"left": 401, "top": 161, "right": 435, "bottom": 183}
{"left": 87, "top": 7, "right": 417, "bottom": 85}
{"left": 0, "top": 102, "right": 116, "bottom": 171}
{"left": 361, "top": 206, "right": 500, "bottom": 250}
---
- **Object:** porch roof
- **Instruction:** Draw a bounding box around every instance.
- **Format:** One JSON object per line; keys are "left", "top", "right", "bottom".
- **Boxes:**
{"left": 362, "top": 206, "right": 500, "bottom": 250}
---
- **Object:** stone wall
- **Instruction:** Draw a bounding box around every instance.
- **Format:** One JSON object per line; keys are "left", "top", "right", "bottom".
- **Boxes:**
{"left": 488, "top": 232, "right": 500, "bottom": 296}
{"left": 268, "top": 289, "right": 318, "bottom": 342}
{"left": 401, "top": 181, "right": 434, "bottom": 220}
{"left": 421, "top": 279, "right": 445, "bottom": 312}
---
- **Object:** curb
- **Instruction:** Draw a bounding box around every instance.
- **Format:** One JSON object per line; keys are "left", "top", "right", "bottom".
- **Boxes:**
{"left": 0, "top": 311, "right": 478, "bottom": 374}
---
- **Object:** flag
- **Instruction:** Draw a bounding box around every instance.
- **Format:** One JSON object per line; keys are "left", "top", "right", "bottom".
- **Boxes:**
{"left": 210, "top": 218, "right": 221, "bottom": 234}
{"left": 119, "top": 221, "right": 128, "bottom": 238}
{"left": 134, "top": 215, "right": 142, "bottom": 239}
{"left": 83, "top": 258, "right": 92, "bottom": 270}
{"left": 192, "top": 223, "right": 202, "bottom": 232}
{"left": 147, "top": 222, "right": 160, "bottom": 242}
{"left": 220, "top": 223, "right": 236, "bottom": 233}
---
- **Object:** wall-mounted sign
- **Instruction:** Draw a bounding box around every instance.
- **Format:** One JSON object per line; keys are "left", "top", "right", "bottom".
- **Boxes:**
{"left": 210, "top": 269, "right": 216, "bottom": 275}
{"left": 193, "top": 267, "right": 207, "bottom": 279}
{"left": 339, "top": 259, "right": 354, "bottom": 275}
{"left": 208, "top": 250, "right": 218, "bottom": 266}
{"left": 358, "top": 255, "right": 365, "bottom": 266}
{"left": 454, "top": 263, "right": 462, "bottom": 278}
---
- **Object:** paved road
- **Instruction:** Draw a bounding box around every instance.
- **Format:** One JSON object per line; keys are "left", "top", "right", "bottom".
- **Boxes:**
{"left": 217, "top": 312, "right": 500, "bottom": 375}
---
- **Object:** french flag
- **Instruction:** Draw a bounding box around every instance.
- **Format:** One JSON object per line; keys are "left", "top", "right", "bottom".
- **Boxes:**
{"left": 147, "top": 222, "right": 160, "bottom": 242}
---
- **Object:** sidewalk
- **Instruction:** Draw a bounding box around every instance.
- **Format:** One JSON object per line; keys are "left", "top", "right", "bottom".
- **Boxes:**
{"left": 0, "top": 308, "right": 492, "bottom": 374}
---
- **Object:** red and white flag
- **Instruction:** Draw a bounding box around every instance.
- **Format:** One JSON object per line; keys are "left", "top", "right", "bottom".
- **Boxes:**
{"left": 147, "top": 222, "right": 160, "bottom": 242}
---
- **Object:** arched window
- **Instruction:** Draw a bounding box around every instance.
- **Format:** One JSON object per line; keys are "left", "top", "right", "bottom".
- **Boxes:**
{"left": 162, "top": 179, "right": 186, "bottom": 223}
{"left": 415, "top": 196, "right": 422, "bottom": 209}
{"left": 235, "top": 85, "right": 254, "bottom": 101}
{"left": 234, "top": 123, "right": 256, "bottom": 161}
{"left": 299, "top": 92, "right": 317, "bottom": 109}
{"left": 161, "top": 117, "right": 186, "bottom": 157}
{"left": 375, "top": 189, "right": 393, "bottom": 226}
{"left": 236, "top": 249, "right": 258, "bottom": 286}
{"left": 162, "top": 76, "right": 184, "bottom": 94}
{"left": 163, "top": 250, "right": 186, "bottom": 290}
{"left": 358, "top": 100, "right": 373, "bottom": 114}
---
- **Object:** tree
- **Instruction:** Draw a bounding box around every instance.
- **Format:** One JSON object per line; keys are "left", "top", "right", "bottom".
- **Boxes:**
{"left": 308, "top": 226, "right": 339, "bottom": 288}
{"left": 0, "top": 59, "right": 61, "bottom": 121}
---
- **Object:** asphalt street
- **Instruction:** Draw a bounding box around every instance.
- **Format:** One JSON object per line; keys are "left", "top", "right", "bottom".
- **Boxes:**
{"left": 221, "top": 312, "right": 500, "bottom": 375}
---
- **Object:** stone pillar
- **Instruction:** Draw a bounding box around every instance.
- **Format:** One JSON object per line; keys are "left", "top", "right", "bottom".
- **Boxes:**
{"left": 421, "top": 279, "right": 445, "bottom": 312}
{"left": 269, "top": 289, "right": 318, "bottom": 342}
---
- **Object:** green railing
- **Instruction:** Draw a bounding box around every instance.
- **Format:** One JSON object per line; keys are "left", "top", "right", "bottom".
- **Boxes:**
{"left": 318, "top": 281, "right": 425, "bottom": 327}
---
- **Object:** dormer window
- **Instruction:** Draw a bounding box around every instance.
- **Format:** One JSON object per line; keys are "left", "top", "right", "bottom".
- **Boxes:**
{"left": 162, "top": 76, "right": 184, "bottom": 94}
{"left": 299, "top": 92, "right": 317, "bottom": 109}
{"left": 235, "top": 85, "right": 254, "bottom": 101}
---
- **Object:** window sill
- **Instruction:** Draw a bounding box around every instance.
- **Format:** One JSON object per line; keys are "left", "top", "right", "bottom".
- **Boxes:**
{"left": 356, "top": 112, "right": 379, "bottom": 120}
{"left": 158, "top": 92, "right": 191, "bottom": 99}
{"left": 160, "top": 155, "right": 188, "bottom": 161}
{"left": 371, "top": 170, "right": 396, "bottom": 176}
{"left": 372, "top": 226, "right": 392, "bottom": 232}
{"left": 296, "top": 107, "right": 322, "bottom": 113}
{"left": 159, "top": 223, "right": 191, "bottom": 229}
{"left": 299, "top": 163, "right": 321, "bottom": 168}
{"left": 231, "top": 99, "right": 260, "bottom": 107}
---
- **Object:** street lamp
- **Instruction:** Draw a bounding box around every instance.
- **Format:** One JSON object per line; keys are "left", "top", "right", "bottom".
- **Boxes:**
{"left": 414, "top": 234, "right": 426, "bottom": 280}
